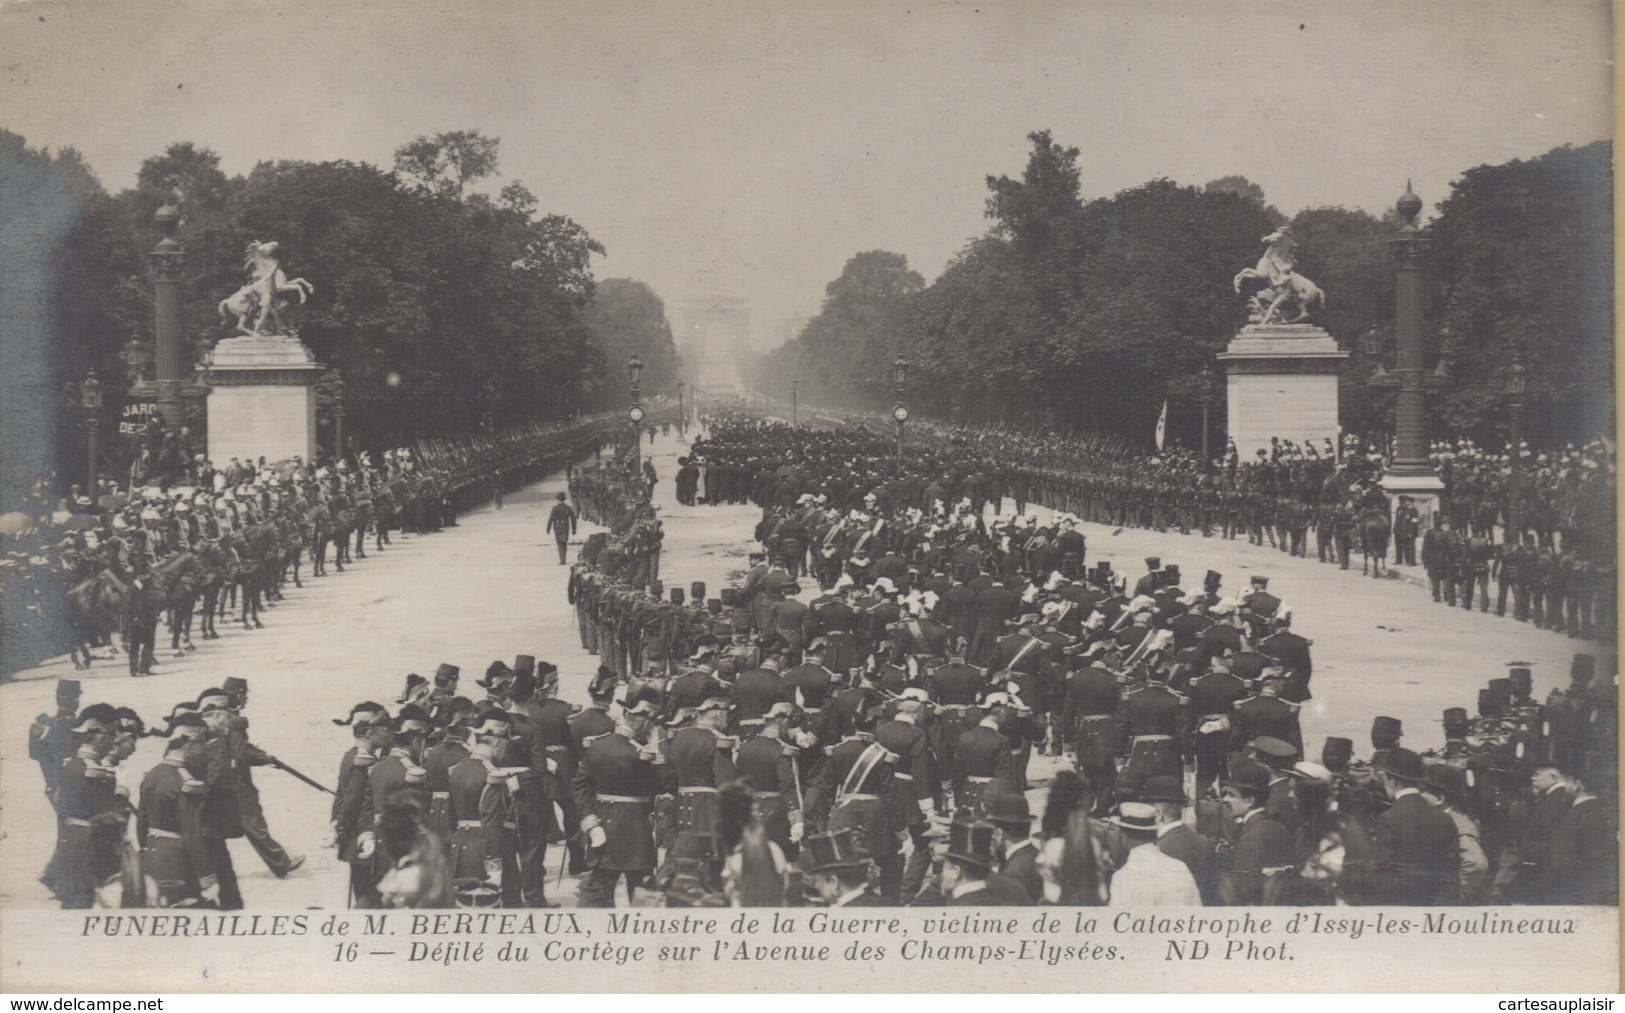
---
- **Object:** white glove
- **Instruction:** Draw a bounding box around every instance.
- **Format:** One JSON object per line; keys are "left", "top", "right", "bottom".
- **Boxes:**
{"left": 200, "top": 876, "right": 220, "bottom": 904}
{"left": 790, "top": 819, "right": 805, "bottom": 844}
{"left": 587, "top": 825, "right": 607, "bottom": 849}
{"left": 357, "top": 833, "right": 375, "bottom": 860}
{"left": 545, "top": 758, "right": 559, "bottom": 774}
{"left": 917, "top": 798, "right": 934, "bottom": 819}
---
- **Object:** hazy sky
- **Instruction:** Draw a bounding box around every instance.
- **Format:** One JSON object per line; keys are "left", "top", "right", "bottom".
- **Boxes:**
{"left": 1, "top": 0, "right": 1611, "bottom": 344}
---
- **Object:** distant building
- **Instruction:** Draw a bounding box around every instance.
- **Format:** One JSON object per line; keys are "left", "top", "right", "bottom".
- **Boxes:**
{"left": 680, "top": 296, "right": 752, "bottom": 390}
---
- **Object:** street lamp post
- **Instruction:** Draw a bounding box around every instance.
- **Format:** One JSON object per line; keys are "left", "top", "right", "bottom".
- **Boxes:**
{"left": 791, "top": 376, "right": 799, "bottom": 428}
{"left": 331, "top": 369, "right": 347, "bottom": 461}
{"left": 80, "top": 371, "right": 103, "bottom": 490}
{"left": 1201, "top": 363, "right": 1214, "bottom": 464}
{"left": 1505, "top": 355, "right": 1527, "bottom": 542}
{"left": 891, "top": 356, "right": 909, "bottom": 477}
{"left": 628, "top": 354, "right": 645, "bottom": 469}
{"left": 677, "top": 379, "right": 686, "bottom": 437}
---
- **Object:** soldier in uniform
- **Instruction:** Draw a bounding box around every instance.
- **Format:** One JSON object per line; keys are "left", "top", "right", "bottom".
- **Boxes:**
{"left": 1061, "top": 660, "right": 1121, "bottom": 815}
{"left": 661, "top": 694, "right": 737, "bottom": 883}
{"left": 1422, "top": 515, "right": 1454, "bottom": 605}
{"left": 1232, "top": 670, "right": 1303, "bottom": 760}
{"left": 1393, "top": 495, "right": 1420, "bottom": 567}
{"left": 54, "top": 706, "right": 121, "bottom": 908}
{"left": 1186, "top": 658, "right": 1249, "bottom": 795}
{"left": 137, "top": 719, "right": 214, "bottom": 907}
{"left": 741, "top": 701, "right": 811, "bottom": 844}
{"left": 876, "top": 689, "right": 943, "bottom": 900}
{"left": 813, "top": 703, "right": 902, "bottom": 901}
{"left": 575, "top": 689, "right": 664, "bottom": 907}
{"left": 1120, "top": 664, "right": 1186, "bottom": 783}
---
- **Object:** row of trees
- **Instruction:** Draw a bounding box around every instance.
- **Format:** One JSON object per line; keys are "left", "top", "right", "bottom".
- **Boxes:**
{"left": 3, "top": 128, "right": 681, "bottom": 494}
{"left": 749, "top": 133, "right": 1612, "bottom": 453}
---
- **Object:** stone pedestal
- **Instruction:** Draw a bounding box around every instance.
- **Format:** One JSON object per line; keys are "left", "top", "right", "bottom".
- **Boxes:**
{"left": 200, "top": 335, "right": 323, "bottom": 465}
{"left": 1379, "top": 470, "right": 1447, "bottom": 530}
{"left": 1216, "top": 323, "right": 1349, "bottom": 461}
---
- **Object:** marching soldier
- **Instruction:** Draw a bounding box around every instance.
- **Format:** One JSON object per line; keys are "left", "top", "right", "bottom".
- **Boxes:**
{"left": 574, "top": 689, "right": 664, "bottom": 907}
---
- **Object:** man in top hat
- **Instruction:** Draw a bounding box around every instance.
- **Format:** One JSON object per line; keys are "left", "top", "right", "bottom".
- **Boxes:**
{"left": 1216, "top": 758, "right": 1291, "bottom": 906}
{"left": 1420, "top": 764, "right": 1489, "bottom": 905}
{"left": 1372, "top": 748, "right": 1460, "bottom": 905}
{"left": 1133, "top": 557, "right": 1162, "bottom": 600}
{"left": 574, "top": 688, "right": 664, "bottom": 907}
{"left": 941, "top": 814, "right": 1000, "bottom": 906}
{"left": 1107, "top": 801, "right": 1202, "bottom": 907}
{"left": 546, "top": 491, "right": 577, "bottom": 565}
{"left": 983, "top": 784, "right": 1041, "bottom": 905}
{"left": 804, "top": 828, "right": 890, "bottom": 907}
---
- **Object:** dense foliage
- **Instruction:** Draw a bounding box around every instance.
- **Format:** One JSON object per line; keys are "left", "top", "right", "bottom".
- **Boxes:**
{"left": 752, "top": 133, "right": 1612, "bottom": 454}
{"left": 1, "top": 128, "right": 682, "bottom": 494}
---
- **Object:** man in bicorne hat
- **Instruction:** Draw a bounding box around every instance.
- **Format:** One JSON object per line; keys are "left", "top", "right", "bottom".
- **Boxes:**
{"left": 575, "top": 688, "right": 664, "bottom": 907}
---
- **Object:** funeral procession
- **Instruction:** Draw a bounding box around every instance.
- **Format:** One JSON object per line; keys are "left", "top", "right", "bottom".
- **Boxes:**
{"left": 1, "top": 3, "right": 1615, "bottom": 930}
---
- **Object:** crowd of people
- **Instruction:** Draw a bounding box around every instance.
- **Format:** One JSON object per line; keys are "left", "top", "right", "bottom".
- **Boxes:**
{"left": 25, "top": 409, "right": 1615, "bottom": 911}
{"left": 783, "top": 408, "right": 1616, "bottom": 643}
{"left": 0, "top": 413, "right": 647, "bottom": 681}
{"left": 538, "top": 414, "right": 1615, "bottom": 908}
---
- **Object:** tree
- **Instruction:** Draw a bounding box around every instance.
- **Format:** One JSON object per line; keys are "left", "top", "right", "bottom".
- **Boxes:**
{"left": 581, "top": 279, "right": 681, "bottom": 409}
{"left": 754, "top": 251, "right": 923, "bottom": 409}
{"left": 1428, "top": 141, "right": 1613, "bottom": 446}
{"left": 393, "top": 130, "right": 502, "bottom": 198}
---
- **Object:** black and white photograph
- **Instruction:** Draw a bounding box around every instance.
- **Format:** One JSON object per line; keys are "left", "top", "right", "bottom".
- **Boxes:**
{"left": 0, "top": 0, "right": 1616, "bottom": 995}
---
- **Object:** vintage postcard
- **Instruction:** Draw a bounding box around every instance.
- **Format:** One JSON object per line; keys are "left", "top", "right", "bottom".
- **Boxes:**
{"left": 0, "top": 0, "right": 1615, "bottom": 994}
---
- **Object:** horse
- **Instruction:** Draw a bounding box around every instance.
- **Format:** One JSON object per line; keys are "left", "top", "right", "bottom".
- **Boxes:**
{"left": 193, "top": 542, "right": 228, "bottom": 640}
{"left": 148, "top": 552, "right": 204, "bottom": 655}
{"left": 65, "top": 569, "right": 126, "bottom": 669}
{"left": 1359, "top": 506, "right": 1392, "bottom": 578}
{"left": 307, "top": 503, "right": 333, "bottom": 576}
{"left": 217, "top": 241, "right": 314, "bottom": 336}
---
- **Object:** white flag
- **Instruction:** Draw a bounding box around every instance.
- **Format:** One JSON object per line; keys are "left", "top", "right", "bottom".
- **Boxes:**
{"left": 1155, "top": 398, "right": 1168, "bottom": 451}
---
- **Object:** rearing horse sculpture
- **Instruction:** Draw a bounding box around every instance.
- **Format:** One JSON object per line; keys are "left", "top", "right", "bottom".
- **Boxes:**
{"left": 218, "top": 240, "right": 314, "bottom": 335}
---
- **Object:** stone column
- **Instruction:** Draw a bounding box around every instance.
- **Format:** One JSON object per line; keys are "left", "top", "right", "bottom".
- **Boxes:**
{"left": 1377, "top": 183, "right": 1446, "bottom": 519}
{"left": 148, "top": 203, "right": 188, "bottom": 428}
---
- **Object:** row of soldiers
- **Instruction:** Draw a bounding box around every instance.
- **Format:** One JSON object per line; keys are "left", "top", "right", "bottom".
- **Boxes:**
{"left": 3, "top": 412, "right": 643, "bottom": 682}
{"left": 1421, "top": 521, "right": 1611, "bottom": 640}
{"left": 28, "top": 676, "right": 313, "bottom": 908}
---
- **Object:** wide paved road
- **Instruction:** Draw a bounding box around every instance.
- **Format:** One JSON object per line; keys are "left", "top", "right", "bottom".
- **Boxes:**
{"left": 0, "top": 423, "right": 1606, "bottom": 908}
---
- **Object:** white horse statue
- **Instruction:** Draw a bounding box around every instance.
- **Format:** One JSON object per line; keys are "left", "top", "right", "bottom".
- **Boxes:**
{"left": 218, "top": 241, "right": 314, "bottom": 336}
{"left": 1233, "top": 227, "right": 1324, "bottom": 324}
